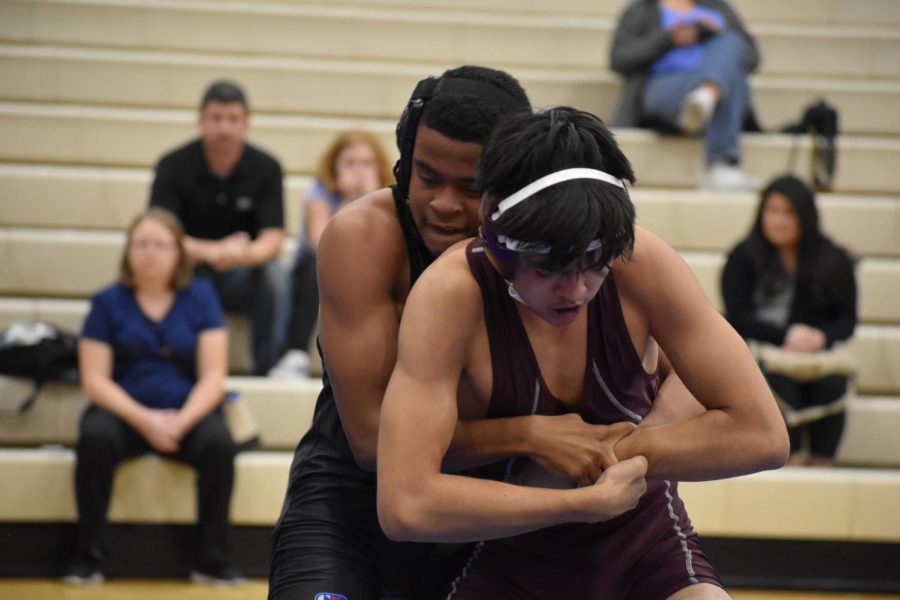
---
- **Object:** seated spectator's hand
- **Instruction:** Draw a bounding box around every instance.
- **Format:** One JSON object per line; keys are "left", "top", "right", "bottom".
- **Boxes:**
{"left": 696, "top": 16, "right": 722, "bottom": 33}
{"left": 139, "top": 409, "right": 182, "bottom": 454}
{"left": 526, "top": 414, "right": 636, "bottom": 486}
{"left": 670, "top": 22, "right": 700, "bottom": 46}
{"left": 782, "top": 324, "right": 827, "bottom": 353}
{"left": 211, "top": 232, "right": 251, "bottom": 271}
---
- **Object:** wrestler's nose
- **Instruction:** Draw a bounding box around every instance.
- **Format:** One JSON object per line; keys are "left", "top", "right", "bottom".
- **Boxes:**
{"left": 430, "top": 186, "right": 465, "bottom": 218}
{"left": 556, "top": 272, "right": 589, "bottom": 301}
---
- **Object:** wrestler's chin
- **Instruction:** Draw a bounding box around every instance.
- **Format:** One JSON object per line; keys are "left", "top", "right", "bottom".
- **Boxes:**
{"left": 542, "top": 305, "right": 584, "bottom": 326}
{"left": 421, "top": 225, "right": 468, "bottom": 256}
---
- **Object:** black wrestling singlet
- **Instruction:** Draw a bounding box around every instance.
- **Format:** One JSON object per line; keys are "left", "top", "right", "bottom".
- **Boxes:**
{"left": 285, "top": 185, "right": 435, "bottom": 496}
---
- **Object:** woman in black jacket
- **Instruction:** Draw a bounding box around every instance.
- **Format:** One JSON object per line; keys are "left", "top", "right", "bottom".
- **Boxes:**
{"left": 722, "top": 175, "right": 857, "bottom": 466}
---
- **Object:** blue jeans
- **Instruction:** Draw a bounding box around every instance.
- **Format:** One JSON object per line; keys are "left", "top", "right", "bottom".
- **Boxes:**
{"left": 642, "top": 31, "right": 751, "bottom": 165}
{"left": 196, "top": 261, "right": 289, "bottom": 375}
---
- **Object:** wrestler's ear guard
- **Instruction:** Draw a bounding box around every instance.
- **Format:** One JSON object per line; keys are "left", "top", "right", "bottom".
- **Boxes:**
{"left": 393, "top": 73, "right": 528, "bottom": 202}
{"left": 393, "top": 76, "right": 440, "bottom": 202}
{"left": 479, "top": 217, "right": 518, "bottom": 278}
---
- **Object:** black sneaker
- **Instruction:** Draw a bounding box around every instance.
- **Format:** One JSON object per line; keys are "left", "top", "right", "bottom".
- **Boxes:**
{"left": 189, "top": 564, "right": 246, "bottom": 586}
{"left": 61, "top": 554, "right": 104, "bottom": 585}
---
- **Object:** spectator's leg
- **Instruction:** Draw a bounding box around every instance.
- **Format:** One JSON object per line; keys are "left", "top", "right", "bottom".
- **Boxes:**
{"left": 249, "top": 260, "right": 290, "bottom": 375}
{"left": 74, "top": 406, "right": 148, "bottom": 558}
{"left": 764, "top": 372, "right": 807, "bottom": 461}
{"left": 642, "top": 71, "right": 703, "bottom": 130}
{"left": 806, "top": 375, "right": 848, "bottom": 464}
{"left": 196, "top": 264, "right": 288, "bottom": 375}
{"left": 694, "top": 31, "right": 750, "bottom": 164}
{"left": 289, "top": 250, "right": 319, "bottom": 354}
{"left": 177, "top": 410, "right": 237, "bottom": 570}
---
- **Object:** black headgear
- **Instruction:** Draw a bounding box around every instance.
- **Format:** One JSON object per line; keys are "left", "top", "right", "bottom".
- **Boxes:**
{"left": 392, "top": 74, "right": 525, "bottom": 200}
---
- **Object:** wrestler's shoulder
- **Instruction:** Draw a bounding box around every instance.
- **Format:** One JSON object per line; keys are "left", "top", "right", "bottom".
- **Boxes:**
{"left": 323, "top": 188, "right": 405, "bottom": 252}
{"left": 416, "top": 240, "right": 482, "bottom": 303}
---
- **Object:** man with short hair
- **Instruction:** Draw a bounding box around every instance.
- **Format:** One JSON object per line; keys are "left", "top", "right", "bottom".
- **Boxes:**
{"left": 150, "top": 80, "right": 288, "bottom": 375}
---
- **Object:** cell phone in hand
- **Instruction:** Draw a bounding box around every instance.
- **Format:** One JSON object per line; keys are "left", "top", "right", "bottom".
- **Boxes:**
{"left": 696, "top": 22, "right": 719, "bottom": 41}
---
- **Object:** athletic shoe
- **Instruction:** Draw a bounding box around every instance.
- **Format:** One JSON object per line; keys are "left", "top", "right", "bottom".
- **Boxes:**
{"left": 267, "top": 349, "right": 310, "bottom": 379}
{"left": 678, "top": 86, "right": 716, "bottom": 134}
{"left": 61, "top": 555, "right": 104, "bottom": 585}
{"left": 699, "top": 161, "right": 760, "bottom": 191}
{"left": 190, "top": 564, "right": 246, "bottom": 587}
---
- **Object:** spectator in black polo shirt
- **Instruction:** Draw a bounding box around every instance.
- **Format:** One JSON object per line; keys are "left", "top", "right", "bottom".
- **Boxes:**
{"left": 149, "top": 80, "right": 288, "bottom": 375}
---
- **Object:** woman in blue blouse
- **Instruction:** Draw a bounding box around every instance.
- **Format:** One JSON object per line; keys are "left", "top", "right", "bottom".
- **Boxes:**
{"left": 64, "top": 208, "right": 241, "bottom": 585}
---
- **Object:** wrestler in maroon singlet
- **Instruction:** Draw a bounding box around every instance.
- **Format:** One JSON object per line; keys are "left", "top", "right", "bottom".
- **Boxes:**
{"left": 443, "top": 240, "right": 724, "bottom": 599}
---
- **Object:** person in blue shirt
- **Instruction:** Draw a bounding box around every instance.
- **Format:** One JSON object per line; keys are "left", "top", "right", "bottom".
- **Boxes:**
{"left": 270, "top": 130, "right": 393, "bottom": 378}
{"left": 63, "top": 208, "right": 241, "bottom": 586}
{"left": 610, "top": 0, "right": 761, "bottom": 190}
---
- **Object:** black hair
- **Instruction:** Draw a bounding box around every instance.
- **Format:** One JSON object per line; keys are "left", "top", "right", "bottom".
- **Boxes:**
{"left": 200, "top": 80, "right": 248, "bottom": 111}
{"left": 392, "top": 65, "right": 531, "bottom": 199}
{"left": 420, "top": 65, "right": 531, "bottom": 145}
{"left": 478, "top": 106, "right": 636, "bottom": 273}
{"left": 745, "top": 174, "right": 854, "bottom": 308}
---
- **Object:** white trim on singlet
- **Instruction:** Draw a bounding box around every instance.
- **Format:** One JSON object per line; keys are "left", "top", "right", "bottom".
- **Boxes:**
{"left": 591, "top": 361, "right": 643, "bottom": 423}
{"left": 664, "top": 480, "right": 699, "bottom": 585}
{"left": 445, "top": 541, "right": 485, "bottom": 599}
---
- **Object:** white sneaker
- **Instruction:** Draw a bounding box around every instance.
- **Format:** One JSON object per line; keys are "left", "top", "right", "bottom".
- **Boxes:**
{"left": 678, "top": 87, "right": 716, "bottom": 134}
{"left": 267, "top": 349, "right": 310, "bottom": 379}
{"left": 699, "top": 162, "right": 761, "bottom": 191}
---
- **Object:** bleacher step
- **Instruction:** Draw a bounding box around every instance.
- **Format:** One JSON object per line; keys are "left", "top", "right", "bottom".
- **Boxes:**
{"left": 1, "top": 445, "right": 898, "bottom": 543}
{"left": 3, "top": 103, "right": 900, "bottom": 193}
{"left": 3, "top": 231, "right": 896, "bottom": 323}
{"left": 3, "top": 163, "right": 898, "bottom": 258}
{"left": 3, "top": 44, "right": 899, "bottom": 135}
{"left": 3, "top": 0, "right": 899, "bottom": 79}
{"left": 3, "top": 376, "right": 898, "bottom": 466}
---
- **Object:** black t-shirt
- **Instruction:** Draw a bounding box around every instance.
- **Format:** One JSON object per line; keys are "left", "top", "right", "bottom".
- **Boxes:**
{"left": 149, "top": 138, "right": 284, "bottom": 239}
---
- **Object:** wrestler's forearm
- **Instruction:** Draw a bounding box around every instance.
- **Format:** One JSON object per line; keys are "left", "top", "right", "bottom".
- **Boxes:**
{"left": 379, "top": 472, "right": 609, "bottom": 544}
{"left": 443, "top": 417, "right": 535, "bottom": 471}
{"left": 640, "top": 370, "right": 706, "bottom": 429}
{"left": 615, "top": 409, "right": 785, "bottom": 481}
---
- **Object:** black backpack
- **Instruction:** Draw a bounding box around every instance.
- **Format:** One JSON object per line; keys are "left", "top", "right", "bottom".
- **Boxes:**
{"left": 0, "top": 321, "right": 79, "bottom": 415}
{"left": 783, "top": 99, "right": 839, "bottom": 192}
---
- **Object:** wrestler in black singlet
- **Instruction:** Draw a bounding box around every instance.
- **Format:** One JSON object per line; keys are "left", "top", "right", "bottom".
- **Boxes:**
{"left": 269, "top": 187, "right": 467, "bottom": 600}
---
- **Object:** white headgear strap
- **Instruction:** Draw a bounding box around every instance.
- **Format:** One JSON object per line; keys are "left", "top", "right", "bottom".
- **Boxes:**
{"left": 490, "top": 168, "right": 625, "bottom": 221}
{"left": 496, "top": 235, "right": 603, "bottom": 255}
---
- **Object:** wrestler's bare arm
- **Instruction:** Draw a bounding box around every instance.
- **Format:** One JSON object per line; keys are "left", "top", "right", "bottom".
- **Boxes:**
{"left": 377, "top": 250, "right": 647, "bottom": 543}
{"left": 317, "top": 190, "right": 407, "bottom": 471}
{"left": 614, "top": 227, "right": 789, "bottom": 480}
{"left": 639, "top": 348, "right": 706, "bottom": 429}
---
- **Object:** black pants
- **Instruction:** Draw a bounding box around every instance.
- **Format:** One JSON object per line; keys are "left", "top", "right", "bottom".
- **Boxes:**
{"left": 195, "top": 261, "right": 289, "bottom": 375}
{"left": 287, "top": 250, "right": 319, "bottom": 354}
{"left": 74, "top": 405, "right": 237, "bottom": 568}
{"left": 269, "top": 473, "right": 471, "bottom": 599}
{"left": 766, "top": 372, "right": 847, "bottom": 457}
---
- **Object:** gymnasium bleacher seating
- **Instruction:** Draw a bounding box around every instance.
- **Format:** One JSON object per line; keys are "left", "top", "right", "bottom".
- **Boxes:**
{"left": 1, "top": 0, "right": 898, "bottom": 590}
